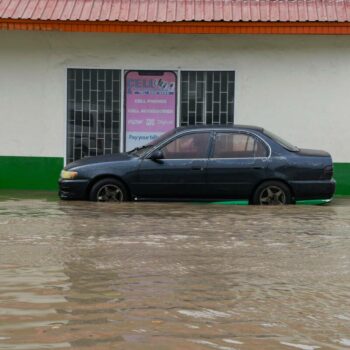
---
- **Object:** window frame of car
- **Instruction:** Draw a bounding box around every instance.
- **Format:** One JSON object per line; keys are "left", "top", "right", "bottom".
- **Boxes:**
{"left": 210, "top": 130, "right": 271, "bottom": 160}
{"left": 144, "top": 130, "right": 214, "bottom": 160}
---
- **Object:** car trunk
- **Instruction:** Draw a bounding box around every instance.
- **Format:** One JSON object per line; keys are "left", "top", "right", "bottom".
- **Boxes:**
{"left": 296, "top": 148, "right": 333, "bottom": 179}
{"left": 297, "top": 148, "right": 331, "bottom": 158}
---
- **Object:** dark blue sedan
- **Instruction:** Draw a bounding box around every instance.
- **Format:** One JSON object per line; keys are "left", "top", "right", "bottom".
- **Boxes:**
{"left": 59, "top": 125, "right": 336, "bottom": 205}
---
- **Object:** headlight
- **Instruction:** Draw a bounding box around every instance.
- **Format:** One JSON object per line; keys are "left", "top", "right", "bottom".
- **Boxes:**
{"left": 60, "top": 170, "right": 78, "bottom": 180}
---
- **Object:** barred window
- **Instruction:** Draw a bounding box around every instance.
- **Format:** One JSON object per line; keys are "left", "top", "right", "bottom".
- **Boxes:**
{"left": 67, "top": 69, "right": 121, "bottom": 163}
{"left": 180, "top": 71, "right": 235, "bottom": 126}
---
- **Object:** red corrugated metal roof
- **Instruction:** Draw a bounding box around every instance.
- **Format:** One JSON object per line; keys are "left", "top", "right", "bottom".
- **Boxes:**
{"left": 1, "top": 0, "right": 350, "bottom": 23}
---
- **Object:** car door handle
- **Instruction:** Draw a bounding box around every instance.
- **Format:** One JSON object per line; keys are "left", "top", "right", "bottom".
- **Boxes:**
{"left": 253, "top": 166, "right": 263, "bottom": 169}
{"left": 192, "top": 166, "right": 204, "bottom": 171}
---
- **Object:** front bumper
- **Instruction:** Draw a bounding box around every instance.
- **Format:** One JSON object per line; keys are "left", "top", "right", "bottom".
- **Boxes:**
{"left": 58, "top": 179, "right": 89, "bottom": 200}
{"left": 289, "top": 178, "right": 336, "bottom": 200}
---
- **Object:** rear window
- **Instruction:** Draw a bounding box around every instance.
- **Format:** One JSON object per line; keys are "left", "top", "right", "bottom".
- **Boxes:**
{"left": 263, "top": 130, "right": 299, "bottom": 152}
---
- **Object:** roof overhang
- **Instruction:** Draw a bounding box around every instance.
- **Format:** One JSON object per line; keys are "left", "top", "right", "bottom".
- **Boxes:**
{"left": 1, "top": 19, "right": 350, "bottom": 35}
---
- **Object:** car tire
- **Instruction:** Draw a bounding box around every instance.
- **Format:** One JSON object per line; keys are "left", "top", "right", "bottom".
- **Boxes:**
{"left": 252, "top": 181, "right": 292, "bottom": 205}
{"left": 89, "top": 178, "right": 129, "bottom": 202}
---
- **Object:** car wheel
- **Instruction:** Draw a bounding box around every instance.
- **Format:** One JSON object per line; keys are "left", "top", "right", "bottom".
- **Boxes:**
{"left": 252, "top": 181, "right": 292, "bottom": 205}
{"left": 89, "top": 178, "right": 129, "bottom": 202}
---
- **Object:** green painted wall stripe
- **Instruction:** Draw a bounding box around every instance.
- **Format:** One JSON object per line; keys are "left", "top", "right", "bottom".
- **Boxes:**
{"left": 210, "top": 199, "right": 332, "bottom": 205}
{"left": 0, "top": 156, "right": 63, "bottom": 191}
{"left": 333, "top": 163, "right": 350, "bottom": 195}
{"left": 0, "top": 156, "right": 349, "bottom": 194}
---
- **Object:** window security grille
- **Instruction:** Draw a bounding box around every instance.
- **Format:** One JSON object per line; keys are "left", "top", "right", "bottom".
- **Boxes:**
{"left": 180, "top": 71, "right": 235, "bottom": 126}
{"left": 67, "top": 69, "right": 121, "bottom": 163}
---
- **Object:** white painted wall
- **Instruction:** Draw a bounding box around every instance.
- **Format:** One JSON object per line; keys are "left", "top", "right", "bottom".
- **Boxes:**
{"left": 0, "top": 31, "right": 349, "bottom": 162}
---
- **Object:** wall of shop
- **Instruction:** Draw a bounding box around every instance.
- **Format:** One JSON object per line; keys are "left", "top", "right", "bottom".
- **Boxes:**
{"left": 0, "top": 30, "right": 349, "bottom": 194}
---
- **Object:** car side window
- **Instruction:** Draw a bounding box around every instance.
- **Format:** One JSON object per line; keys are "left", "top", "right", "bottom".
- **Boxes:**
{"left": 213, "top": 132, "right": 268, "bottom": 158}
{"left": 160, "top": 133, "right": 210, "bottom": 159}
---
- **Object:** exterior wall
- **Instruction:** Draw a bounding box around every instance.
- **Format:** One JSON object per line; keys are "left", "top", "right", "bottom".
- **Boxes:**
{"left": 0, "top": 30, "right": 349, "bottom": 194}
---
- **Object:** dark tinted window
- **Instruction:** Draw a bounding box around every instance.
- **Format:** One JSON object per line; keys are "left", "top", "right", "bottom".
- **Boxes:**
{"left": 213, "top": 132, "right": 268, "bottom": 158}
{"left": 161, "top": 133, "right": 210, "bottom": 159}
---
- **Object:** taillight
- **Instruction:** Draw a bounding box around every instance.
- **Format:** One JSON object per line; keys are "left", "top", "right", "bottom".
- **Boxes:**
{"left": 321, "top": 165, "right": 333, "bottom": 179}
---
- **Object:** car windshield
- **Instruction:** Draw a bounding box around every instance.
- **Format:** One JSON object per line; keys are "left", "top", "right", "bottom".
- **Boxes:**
{"left": 128, "top": 129, "right": 178, "bottom": 157}
{"left": 263, "top": 129, "right": 299, "bottom": 152}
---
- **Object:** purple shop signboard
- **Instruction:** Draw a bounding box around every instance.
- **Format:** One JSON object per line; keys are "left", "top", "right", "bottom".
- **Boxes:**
{"left": 125, "top": 71, "right": 177, "bottom": 151}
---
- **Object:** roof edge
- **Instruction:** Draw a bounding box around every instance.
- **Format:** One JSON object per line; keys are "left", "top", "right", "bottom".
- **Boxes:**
{"left": 2, "top": 19, "right": 350, "bottom": 35}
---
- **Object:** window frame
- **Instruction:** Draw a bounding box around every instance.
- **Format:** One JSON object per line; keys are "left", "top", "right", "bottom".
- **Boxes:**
{"left": 210, "top": 131, "right": 271, "bottom": 160}
{"left": 66, "top": 68, "right": 122, "bottom": 163}
{"left": 179, "top": 70, "right": 235, "bottom": 127}
{"left": 66, "top": 68, "right": 237, "bottom": 162}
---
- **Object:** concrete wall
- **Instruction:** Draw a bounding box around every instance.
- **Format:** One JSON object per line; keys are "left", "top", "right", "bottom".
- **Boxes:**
{"left": 0, "top": 31, "right": 350, "bottom": 193}
{"left": 0, "top": 30, "right": 349, "bottom": 163}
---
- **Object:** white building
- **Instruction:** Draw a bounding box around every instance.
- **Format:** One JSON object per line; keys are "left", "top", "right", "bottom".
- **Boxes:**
{"left": 0, "top": 0, "right": 349, "bottom": 195}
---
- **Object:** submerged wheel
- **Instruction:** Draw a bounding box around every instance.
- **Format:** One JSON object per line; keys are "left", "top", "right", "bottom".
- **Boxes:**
{"left": 89, "top": 178, "right": 129, "bottom": 202}
{"left": 252, "top": 181, "right": 292, "bottom": 205}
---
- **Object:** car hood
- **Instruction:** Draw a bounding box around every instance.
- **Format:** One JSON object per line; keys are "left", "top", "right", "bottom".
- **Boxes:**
{"left": 65, "top": 153, "right": 133, "bottom": 170}
{"left": 297, "top": 148, "right": 331, "bottom": 158}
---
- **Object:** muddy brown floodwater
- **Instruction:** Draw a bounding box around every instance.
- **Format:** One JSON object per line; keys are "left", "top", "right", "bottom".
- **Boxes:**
{"left": 0, "top": 196, "right": 349, "bottom": 350}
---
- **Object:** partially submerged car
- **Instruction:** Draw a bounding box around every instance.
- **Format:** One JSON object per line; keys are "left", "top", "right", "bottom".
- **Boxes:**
{"left": 59, "top": 125, "right": 335, "bottom": 205}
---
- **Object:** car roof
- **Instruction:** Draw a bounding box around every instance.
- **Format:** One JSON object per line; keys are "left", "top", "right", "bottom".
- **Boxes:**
{"left": 175, "top": 124, "right": 264, "bottom": 133}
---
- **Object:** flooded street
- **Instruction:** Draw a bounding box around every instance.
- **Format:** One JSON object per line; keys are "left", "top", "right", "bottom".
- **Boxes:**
{"left": 0, "top": 195, "right": 349, "bottom": 350}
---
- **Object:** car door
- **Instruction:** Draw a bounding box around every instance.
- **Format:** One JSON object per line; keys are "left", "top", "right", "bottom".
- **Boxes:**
{"left": 206, "top": 131, "right": 269, "bottom": 199}
{"left": 135, "top": 132, "right": 212, "bottom": 199}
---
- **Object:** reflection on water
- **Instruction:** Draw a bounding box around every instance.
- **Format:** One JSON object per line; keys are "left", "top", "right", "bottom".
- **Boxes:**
{"left": 0, "top": 198, "right": 350, "bottom": 349}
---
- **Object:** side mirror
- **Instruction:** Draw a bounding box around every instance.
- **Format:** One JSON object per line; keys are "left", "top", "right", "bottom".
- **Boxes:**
{"left": 149, "top": 150, "right": 164, "bottom": 161}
